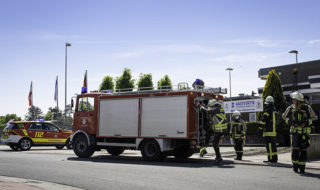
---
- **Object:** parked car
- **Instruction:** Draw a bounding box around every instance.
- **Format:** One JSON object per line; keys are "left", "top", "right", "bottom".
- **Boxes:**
{"left": 0, "top": 121, "right": 73, "bottom": 151}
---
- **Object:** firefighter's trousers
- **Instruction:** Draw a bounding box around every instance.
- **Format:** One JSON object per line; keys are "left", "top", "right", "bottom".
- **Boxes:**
{"left": 292, "top": 133, "right": 308, "bottom": 172}
{"left": 264, "top": 136, "right": 278, "bottom": 162}
{"left": 233, "top": 138, "right": 245, "bottom": 159}
{"left": 213, "top": 132, "right": 223, "bottom": 159}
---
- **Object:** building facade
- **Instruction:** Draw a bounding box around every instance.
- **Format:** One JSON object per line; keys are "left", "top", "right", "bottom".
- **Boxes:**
{"left": 258, "top": 59, "right": 320, "bottom": 120}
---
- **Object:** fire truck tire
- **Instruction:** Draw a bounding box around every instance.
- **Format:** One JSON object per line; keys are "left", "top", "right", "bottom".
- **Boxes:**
{"left": 106, "top": 147, "right": 125, "bottom": 156}
{"left": 9, "top": 144, "right": 19, "bottom": 151}
{"left": 55, "top": 145, "right": 65, "bottom": 149}
{"left": 174, "top": 146, "right": 193, "bottom": 159}
{"left": 66, "top": 138, "right": 73, "bottom": 149}
{"left": 141, "top": 140, "right": 165, "bottom": 161}
{"left": 73, "top": 135, "right": 95, "bottom": 158}
{"left": 19, "top": 138, "right": 32, "bottom": 151}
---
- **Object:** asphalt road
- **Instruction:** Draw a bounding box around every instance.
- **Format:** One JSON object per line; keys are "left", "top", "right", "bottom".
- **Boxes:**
{"left": 0, "top": 146, "right": 320, "bottom": 190}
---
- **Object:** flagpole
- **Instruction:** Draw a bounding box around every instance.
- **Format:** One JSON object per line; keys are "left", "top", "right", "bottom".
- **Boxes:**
{"left": 56, "top": 76, "right": 59, "bottom": 108}
{"left": 31, "top": 81, "right": 33, "bottom": 106}
{"left": 65, "top": 42, "right": 71, "bottom": 119}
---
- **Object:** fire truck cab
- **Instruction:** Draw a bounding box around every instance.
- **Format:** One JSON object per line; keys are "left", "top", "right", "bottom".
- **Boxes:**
{"left": 71, "top": 83, "right": 226, "bottom": 161}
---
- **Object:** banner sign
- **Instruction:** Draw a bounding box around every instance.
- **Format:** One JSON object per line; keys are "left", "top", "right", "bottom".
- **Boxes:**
{"left": 223, "top": 99, "right": 263, "bottom": 113}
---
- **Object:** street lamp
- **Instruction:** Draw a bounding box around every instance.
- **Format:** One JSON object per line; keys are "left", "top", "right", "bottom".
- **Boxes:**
{"left": 65, "top": 42, "right": 71, "bottom": 118}
{"left": 226, "top": 67, "right": 233, "bottom": 122}
{"left": 289, "top": 50, "right": 298, "bottom": 63}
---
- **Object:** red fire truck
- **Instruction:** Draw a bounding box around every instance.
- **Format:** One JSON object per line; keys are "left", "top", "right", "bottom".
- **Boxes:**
{"left": 71, "top": 83, "right": 226, "bottom": 161}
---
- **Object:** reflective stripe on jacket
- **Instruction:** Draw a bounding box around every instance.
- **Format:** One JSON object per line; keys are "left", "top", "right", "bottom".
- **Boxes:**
{"left": 230, "top": 119, "right": 247, "bottom": 139}
{"left": 262, "top": 105, "right": 277, "bottom": 137}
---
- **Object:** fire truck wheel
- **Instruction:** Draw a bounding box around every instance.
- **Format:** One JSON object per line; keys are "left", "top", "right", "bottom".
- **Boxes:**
{"left": 55, "top": 145, "right": 65, "bottom": 149}
{"left": 19, "top": 138, "right": 32, "bottom": 151}
{"left": 9, "top": 144, "right": 19, "bottom": 151}
{"left": 73, "top": 135, "right": 95, "bottom": 158}
{"left": 106, "top": 147, "right": 125, "bottom": 156}
{"left": 174, "top": 145, "right": 193, "bottom": 159}
{"left": 66, "top": 138, "right": 73, "bottom": 149}
{"left": 141, "top": 140, "right": 165, "bottom": 161}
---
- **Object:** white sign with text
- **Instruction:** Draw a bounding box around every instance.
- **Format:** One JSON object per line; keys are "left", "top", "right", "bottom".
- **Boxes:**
{"left": 223, "top": 99, "right": 263, "bottom": 113}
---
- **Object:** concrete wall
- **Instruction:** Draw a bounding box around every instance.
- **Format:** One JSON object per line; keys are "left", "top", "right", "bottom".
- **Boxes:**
{"left": 308, "top": 134, "right": 320, "bottom": 159}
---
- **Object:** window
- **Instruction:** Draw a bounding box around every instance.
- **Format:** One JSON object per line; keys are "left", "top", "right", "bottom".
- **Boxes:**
{"left": 5, "top": 123, "right": 24, "bottom": 130}
{"left": 43, "top": 123, "right": 59, "bottom": 131}
{"left": 28, "top": 123, "right": 43, "bottom": 130}
{"left": 78, "top": 97, "right": 95, "bottom": 112}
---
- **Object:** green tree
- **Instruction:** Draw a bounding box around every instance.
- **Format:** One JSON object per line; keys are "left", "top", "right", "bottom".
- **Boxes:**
{"left": 115, "top": 68, "right": 135, "bottom": 92}
{"left": 0, "top": 114, "right": 22, "bottom": 128}
{"left": 260, "top": 69, "right": 288, "bottom": 145}
{"left": 99, "top": 75, "right": 114, "bottom": 91}
{"left": 44, "top": 111, "right": 53, "bottom": 121}
{"left": 44, "top": 107, "right": 63, "bottom": 121}
{"left": 63, "top": 104, "right": 74, "bottom": 125}
{"left": 137, "top": 73, "right": 153, "bottom": 91}
{"left": 157, "top": 75, "right": 172, "bottom": 90}
{"left": 261, "top": 69, "right": 287, "bottom": 113}
{"left": 25, "top": 106, "right": 43, "bottom": 121}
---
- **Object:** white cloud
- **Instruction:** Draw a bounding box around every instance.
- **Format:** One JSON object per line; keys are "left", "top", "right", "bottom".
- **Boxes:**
{"left": 308, "top": 39, "right": 320, "bottom": 44}
{"left": 222, "top": 39, "right": 280, "bottom": 47}
{"left": 114, "top": 44, "right": 221, "bottom": 59}
{"left": 154, "top": 44, "right": 220, "bottom": 54}
{"left": 40, "top": 33, "right": 64, "bottom": 40}
{"left": 115, "top": 49, "right": 148, "bottom": 58}
{"left": 207, "top": 52, "right": 283, "bottom": 64}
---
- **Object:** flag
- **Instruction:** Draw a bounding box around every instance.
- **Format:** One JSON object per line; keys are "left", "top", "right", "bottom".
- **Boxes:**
{"left": 28, "top": 81, "right": 33, "bottom": 106}
{"left": 54, "top": 76, "right": 58, "bottom": 108}
{"left": 81, "top": 70, "right": 87, "bottom": 94}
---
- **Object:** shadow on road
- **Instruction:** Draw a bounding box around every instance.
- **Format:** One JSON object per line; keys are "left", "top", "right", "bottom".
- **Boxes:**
{"left": 300, "top": 172, "right": 320, "bottom": 179}
{"left": 67, "top": 155, "right": 235, "bottom": 169}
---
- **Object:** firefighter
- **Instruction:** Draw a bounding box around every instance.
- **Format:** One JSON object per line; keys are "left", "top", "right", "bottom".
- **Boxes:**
{"left": 199, "top": 99, "right": 228, "bottom": 163}
{"left": 229, "top": 110, "right": 247, "bottom": 160}
{"left": 259, "top": 96, "right": 278, "bottom": 163}
{"left": 282, "top": 91, "right": 313, "bottom": 173}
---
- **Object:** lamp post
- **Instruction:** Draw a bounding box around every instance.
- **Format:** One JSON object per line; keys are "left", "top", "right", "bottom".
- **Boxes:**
{"left": 226, "top": 67, "right": 233, "bottom": 122}
{"left": 289, "top": 50, "right": 299, "bottom": 91}
{"left": 289, "top": 50, "right": 298, "bottom": 63}
{"left": 65, "top": 42, "right": 71, "bottom": 118}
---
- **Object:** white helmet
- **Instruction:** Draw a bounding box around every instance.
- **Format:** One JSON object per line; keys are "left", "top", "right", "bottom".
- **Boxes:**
{"left": 290, "top": 91, "right": 304, "bottom": 102}
{"left": 208, "top": 99, "right": 218, "bottom": 107}
{"left": 232, "top": 110, "right": 241, "bottom": 118}
{"left": 265, "top": 96, "right": 274, "bottom": 104}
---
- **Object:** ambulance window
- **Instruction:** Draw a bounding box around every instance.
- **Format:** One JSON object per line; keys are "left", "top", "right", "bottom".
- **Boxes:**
{"left": 43, "top": 123, "right": 59, "bottom": 131}
{"left": 5, "top": 124, "right": 17, "bottom": 129}
{"left": 17, "top": 124, "right": 25, "bottom": 129}
{"left": 29, "top": 123, "right": 43, "bottom": 130}
{"left": 78, "top": 97, "right": 95, "bottom": 112}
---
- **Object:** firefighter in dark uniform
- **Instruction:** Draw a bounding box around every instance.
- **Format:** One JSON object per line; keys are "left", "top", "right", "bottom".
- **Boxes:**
{"left": 259, "top": 96, "right": 278, "bottom": 163}
{"left": 199, "top": 99, "right": 228, "bottom": 163}
{"left": 229, "top": 110, "right": 247, "bottom": 160}
{"left": 282, "top": 91, "right": 313, "bottom": 173}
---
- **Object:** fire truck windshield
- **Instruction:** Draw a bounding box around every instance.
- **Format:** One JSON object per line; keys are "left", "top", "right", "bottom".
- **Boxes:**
{"left": 77, "top": 97, "right": 95, "bottom": 112}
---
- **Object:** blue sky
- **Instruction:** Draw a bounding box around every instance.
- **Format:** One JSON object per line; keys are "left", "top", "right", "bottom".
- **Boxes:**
{"left": 1, "top": 0, "right": 320, "bottom": 117}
